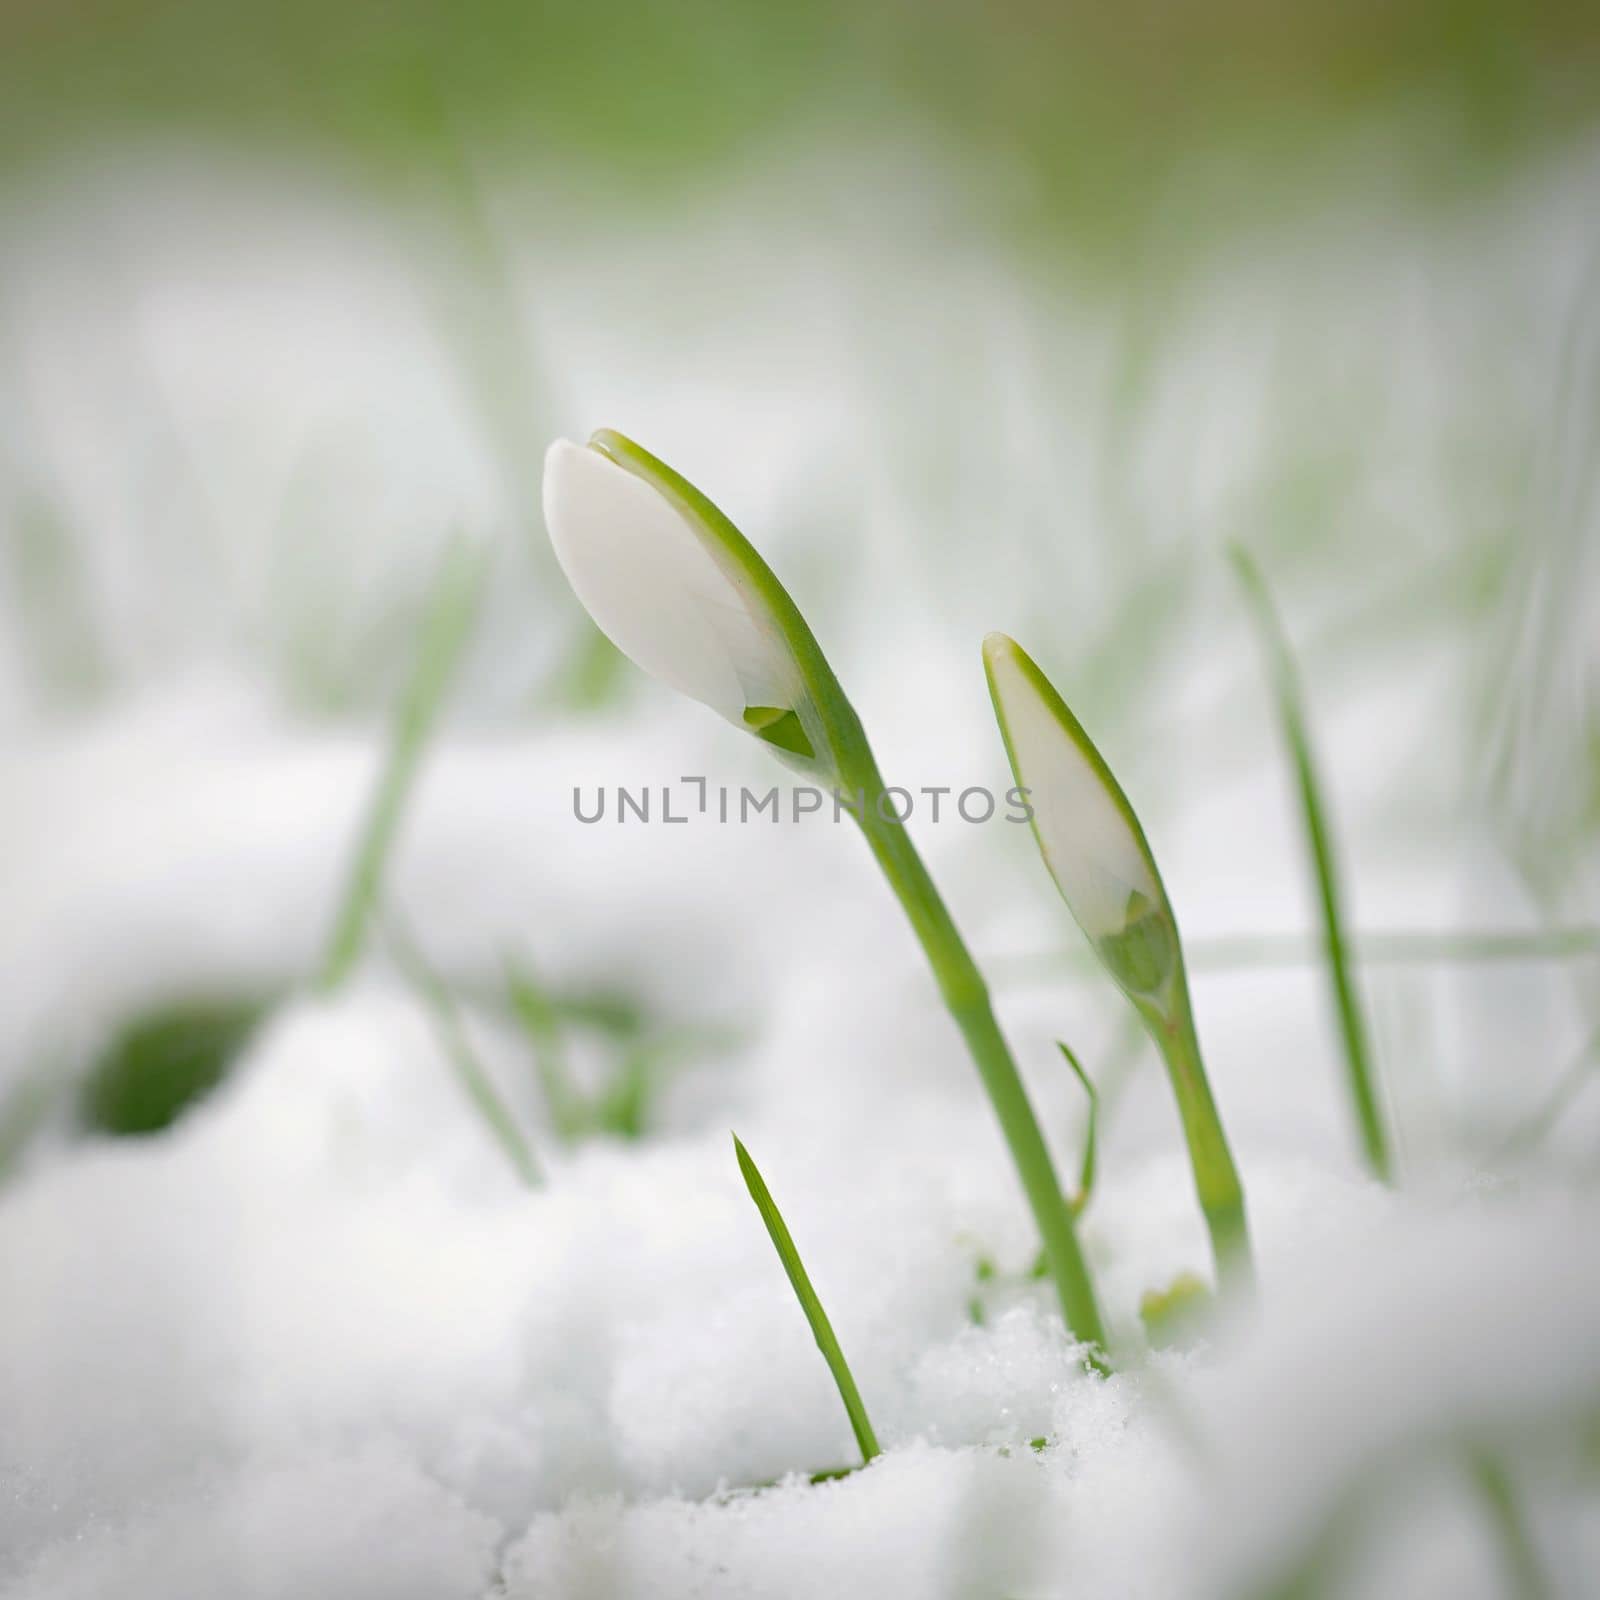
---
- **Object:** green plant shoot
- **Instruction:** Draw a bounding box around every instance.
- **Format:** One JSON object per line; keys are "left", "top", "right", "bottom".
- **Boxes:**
{"left": 388, "top": 920, "right": 541, "bottom": 1188}
{"left": 1231, "top": 544, "right": 1392, "bottom": 1183}
{"left": 734, "top": 1134, "right": 880, "bottom": 1467}
{"left": 984, "top": 631, "right": 1252, "bottom": 1294}
{"left": 319, "top": 536, "right": 486, "bottom": 993}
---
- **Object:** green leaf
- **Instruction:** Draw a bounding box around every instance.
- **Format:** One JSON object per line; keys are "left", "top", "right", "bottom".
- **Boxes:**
{"left": 1055, "top": 1041, "right": 1099, "bottom": 1216}
{"left": 505, "top": 956, "right": 588, "bottom": 1144}
{"left": 733, "top": 1133, "right": 880, "bottom": 1466}
{"left": 1093, "top": 890, "right": 1175, "bottom": 998}
{"left": 742, "top": 704, "right": 816, "bottom": 760}
{"left": 1497, "top": 1028, "right": 1600, "bottom": 1157}
{"left": 82, "top": 998, "right": 265, "bottom": 1136}
{"left": 1467, "top": 1452, "right": 1552, "bottom": 1600}
{"left": 0, "top": 1069, "right": 63, "bottom": 1181}
{"left": 1231, "top": 543, "right": 1392, "bottom": 1183}
{"left": 593, "top": 1041, "right": 653, "bottom": 1140}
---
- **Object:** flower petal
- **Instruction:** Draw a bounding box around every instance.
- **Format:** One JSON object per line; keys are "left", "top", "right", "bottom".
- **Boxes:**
{"left": 984, "top": 632, "right": 1165, "bottom": 948}
{"left": 543, "top": 439, "right": 794, "bottom": 726}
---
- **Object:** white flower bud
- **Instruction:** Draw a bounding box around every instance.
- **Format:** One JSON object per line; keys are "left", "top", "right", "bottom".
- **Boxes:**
{"left": 984, "top": 632, "right": 1174, "bottom": 999}
{"left": 543, "top": 435, "right": 807, "bottom": 750}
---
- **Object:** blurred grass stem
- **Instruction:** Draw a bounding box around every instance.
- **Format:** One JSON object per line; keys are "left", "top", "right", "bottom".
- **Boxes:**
{"left": 1232, "top": 544, "right": 1392, "bottom": 1182}
{"left": 389, "top": 920, "right": 541, "bottom": 1187}
{"left": 319, "top": 537, "right": 485, "bottom": 992}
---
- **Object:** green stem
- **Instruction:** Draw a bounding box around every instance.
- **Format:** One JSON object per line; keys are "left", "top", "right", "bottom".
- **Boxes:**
{"left": 579, "top": 433, "right": 1109, "bottom": 1358}
{"left": 853, "top": 768, "right": 1110, "bottom": 1362}
{"left": 505, "top": 956, "right": 589, "bottom": 1143}
{"left": 1149, "top": 983, "right": 1253, "bottom": 1293}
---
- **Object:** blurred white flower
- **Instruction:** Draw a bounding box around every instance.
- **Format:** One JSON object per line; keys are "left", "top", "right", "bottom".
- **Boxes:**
{"left": 543, "top": 434, "right": 810, "bottom": 753}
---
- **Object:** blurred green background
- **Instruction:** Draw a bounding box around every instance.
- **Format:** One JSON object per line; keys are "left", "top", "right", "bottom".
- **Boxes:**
{"left": 8, "top": 0, "right": 1600, "bottom": 246}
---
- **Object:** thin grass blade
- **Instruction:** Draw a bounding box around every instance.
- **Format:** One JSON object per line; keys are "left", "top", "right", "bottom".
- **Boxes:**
{"left": 1231, "top": 544, "right": 1393, "bottom": 1182}
{"left": 1467, "top": 1452, "right": 1551, "bottom": 1600}
{"left": 733, "top": 1134, "right": 880, "bottom": 1466}
{"left": 319, "top": 537, "right": 486, "bottom": 992}
{"left": 505, "top": 954, "right": 588, "bottom": 1143}
{"left": 0, "top": 1070, "right": 59, "bottom": 1185}
{"left": 389, "top": 921, "right": 541, "bottom": 1187}
{"left": 1497, "top": 1028, "right": 1600, "bottom": 1157}
{"left": 1055, "top": 1041, "right": 1099, "bottom": 1216}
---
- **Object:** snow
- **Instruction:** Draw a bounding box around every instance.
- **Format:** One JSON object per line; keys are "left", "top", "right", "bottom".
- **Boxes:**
{"left": 5, "top": 1443, "right": 502, "bottom": 1600}
{"left": 3, "top": 940, "right": 1591, "bottom": 1594}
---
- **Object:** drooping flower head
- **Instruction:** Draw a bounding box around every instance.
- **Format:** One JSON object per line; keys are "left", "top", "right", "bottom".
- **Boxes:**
{"left": 543, "top": 430, "right": 846, "bottom": 770}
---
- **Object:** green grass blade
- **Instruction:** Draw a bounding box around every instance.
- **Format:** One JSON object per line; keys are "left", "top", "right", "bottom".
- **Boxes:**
{"left": 1497, "top": 1029, "right": 1600, "bottom": 1157}
{"left": 504, "top": 955, "right": 588, "bottom": 1143}
{"left": 1055, "top": 1041, "right": 1099, "bottom": 1215}
{"left": 732, "top": 1134, "right": 880, "bottom": 1466}
{"left": 1231, "top": 544, "right": 1393, "bottom": 1183}
{"left": 593, "top": 1023, "right": 740, "bottom": 1141}
{"left": 388, "top": 922, "right": 541, "bottom": 1188}
{"left": 0, "top": 1069, "right": 60, "bottom": 1185}
{"left": 1467, "top": 1452, "right": 1551, "bottom": 1600}
{"left": 318, "top": 537, "right": 486, "bottom": 993}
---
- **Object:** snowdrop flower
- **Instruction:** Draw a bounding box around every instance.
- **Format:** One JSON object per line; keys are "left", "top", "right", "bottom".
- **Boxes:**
{"left": 984, "top": 630, "right": 1253, "bottom": 1290}
{"left": 543, "top": 430, "right": 833, "bottom": 768}
{"left": 541, "top": 431, "right": 1109, "bottom": 1352}
{"left": 983, "top": 632, "right": 1175, "bottom": 1002}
